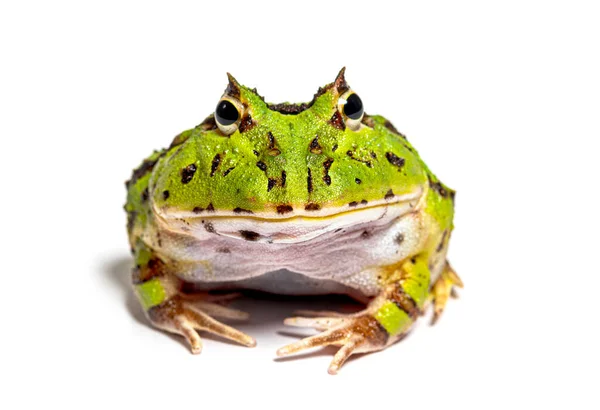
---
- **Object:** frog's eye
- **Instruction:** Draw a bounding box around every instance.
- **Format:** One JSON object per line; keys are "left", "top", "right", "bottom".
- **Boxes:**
{"left": 215, "top": 98, "right": 243, "bottom": 135}
{"left": 338, "top": 91, "right": 364, "bottom": 131}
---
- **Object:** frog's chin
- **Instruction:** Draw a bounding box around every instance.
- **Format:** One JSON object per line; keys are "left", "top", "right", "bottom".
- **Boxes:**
{"left": 154, "top": 187, "right": 424, "bottom": 244}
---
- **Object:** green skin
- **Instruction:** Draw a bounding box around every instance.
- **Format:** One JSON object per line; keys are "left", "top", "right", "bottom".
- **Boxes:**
{"left": 124, "top": 69, "right": 459, "bottom": 374}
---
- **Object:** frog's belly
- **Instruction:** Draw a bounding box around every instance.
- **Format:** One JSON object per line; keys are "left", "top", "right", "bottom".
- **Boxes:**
{"left": 154, "top": 204, "right": 426, "bottom": 298}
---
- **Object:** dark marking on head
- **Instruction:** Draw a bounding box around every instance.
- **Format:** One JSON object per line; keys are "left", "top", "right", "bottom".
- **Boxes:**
{"left": 126, "top": 150, "right": 166, "bottom": 189}
{"left": 238, "top": 113, "right": 255, "bottom": 133}
{"left": 267, "top": 132, "right": 281, "bottom": 156}
{"left": 267, "top": 178, "right": 277, "bottom": 192}
{"left": 276, "top": 204, "right": 293, "bottom": 214}
{"left": 256, "top": 161, "right": 267, "bottom": 171}
{"left": 355, "top": 178, "right": 362, "bottom": 184}
{"left": 233, "top": 207, "right": 253, "bottom": 214}
{"left": 395, "top": 233, "right": 405, "bottom": 244}
{"left": 437, "top": 230, "right": 448, "bottom": 252}
{"left": 332, "top": 143, "right": 338, "bottom": 152}
{"left": 197, "top": 115, "right": 218, "bottom": 132}
{"left": 385, "top": 152, "right": 405, "bottom": 170}
{"left": 210, "top": 154, "right": 221, "bottom": 177}
{"left": 162, "top": 190, "right": 170, "bottom": 200}
{"left": 323, "top": 158, "right": 333, "bottom": 185}
{"left": 384, "top": 189, "right": 394, "bottom": 200}
{"left": 141, "top": 188, "right": 149, "bottom": 202}
{"left": 253, "top": 150, "right": 260, "bottom": 157}
{"left": 349, "top": 201, "right": 358, "bottom": 207}
{"left": 181, "top": 163, "right": 197, "bottom": 184}
{"left": 361, "top": 114, "right": 375, "bottom": 128}
{"left": 240, "top": 230, "right": 260, "bottom": 241}
{"left": 305, "top": 203, "right": 321, "bottom": 211}
{"left": 192, "top": 206, "right": 204, "bottom": 214}
{"left": 266, "top": 82, "right": 334, "bottom": 115}
{"left": 346, "top": 150, "right": 372, "bottom": 167}
{"left": 330, "top": 110, "right": 346, "bottom": 130}
{"left": 206, "top": 203, "right": 215, "bottom": 212}
{"left": 334, "top": 67, "right": 350, "bottom": 95}
{"left": 428, "top": 175, "right": 449, "bottom": 198}
{"left": 370, "top": 151, "right": 377, "bottom": 159}
{"left": 204, "top": 222, "right": 215, "bottom": 233}
{"left": 222, "top": 167, "right": 235, "bottom": 177}
{"left": 309, "top": 135, "right": 323, "bottom": 154}
{"left": 281, "top": 170, "right": 287, "bottom": 188}
{"left": 307, "top": 168, "right": 313, "bottom": 193}
{"left": 383, "top": 120, "right": 406, "bottom": 139}
{"left": 225, "top": 73, "right": 241, "bottom": 99}
{"left": 361, "top": 199, "right": 368, "bottom": 205}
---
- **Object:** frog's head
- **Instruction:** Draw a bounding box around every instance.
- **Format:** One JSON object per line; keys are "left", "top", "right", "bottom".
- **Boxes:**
{"left": 151, "top": 68, "right": 428, "bottom": 233}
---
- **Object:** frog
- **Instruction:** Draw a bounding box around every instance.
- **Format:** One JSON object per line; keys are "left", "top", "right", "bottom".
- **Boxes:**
{"left": 124, "top": 68, "right": 462, "bottom": 374}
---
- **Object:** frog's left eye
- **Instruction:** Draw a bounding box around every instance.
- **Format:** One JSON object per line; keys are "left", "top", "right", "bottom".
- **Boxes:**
{"left": 338, "top": 91, "right": 364, "bottom": 131}
{"left": 215, "top": 98, "right": 243, "bottom": 135}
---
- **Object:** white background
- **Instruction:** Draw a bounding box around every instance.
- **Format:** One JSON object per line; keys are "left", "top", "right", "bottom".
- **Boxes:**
{"left": 1, "top": 1, "right": 599, "bottom": 409}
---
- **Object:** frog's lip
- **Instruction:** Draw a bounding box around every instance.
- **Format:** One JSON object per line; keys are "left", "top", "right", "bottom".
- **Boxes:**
{"left": 156, "top": 188, "right": 423, "bottom": 221}
{"left": 154, "top": 187, "right": 424, "bottom": 244}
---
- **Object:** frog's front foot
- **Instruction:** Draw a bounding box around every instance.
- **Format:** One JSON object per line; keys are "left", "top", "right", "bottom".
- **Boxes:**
{"left": 277, "top": 311, "right": 390, "bottom": 375}
{"left": 143, "top": 290, "right": 256, "bottom": 354}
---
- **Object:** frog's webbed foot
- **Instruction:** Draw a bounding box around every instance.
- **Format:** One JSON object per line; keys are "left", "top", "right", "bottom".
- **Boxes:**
{"left": 427, "top": 263, "right": 463, "bottom": 325}
{"left": 147, "top": 293, "right": 256, "bottom": 354}
{"left": 277, "top": 312, "right": 390, "bottom": 375}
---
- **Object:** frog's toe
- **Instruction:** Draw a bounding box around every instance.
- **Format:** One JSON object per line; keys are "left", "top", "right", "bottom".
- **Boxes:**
{"left": 430, "top": 263, "right": 463, "bottom": 325}
{"left": 277, "top": 314, "right": 388, "bottom": 374}
{"left": 148, "top": 296, "right": 256, "bottom": 353}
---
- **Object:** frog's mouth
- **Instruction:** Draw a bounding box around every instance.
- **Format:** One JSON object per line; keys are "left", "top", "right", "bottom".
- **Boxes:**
{"left": 155, "top": 187, "right": 424, "bottom": 244}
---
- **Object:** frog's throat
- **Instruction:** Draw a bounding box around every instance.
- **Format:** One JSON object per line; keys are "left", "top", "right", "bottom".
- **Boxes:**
{"left": 153, "top": 187, "right": 425, "bottom": 245}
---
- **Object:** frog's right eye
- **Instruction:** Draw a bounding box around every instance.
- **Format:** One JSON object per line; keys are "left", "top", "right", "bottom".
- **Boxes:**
{"left": 215, "top": 98, "right": 242, "bottom": 135}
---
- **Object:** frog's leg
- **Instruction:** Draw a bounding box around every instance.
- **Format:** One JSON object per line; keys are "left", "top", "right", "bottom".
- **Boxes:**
{"left": 427, "top": 262, "right": 463, "bottom": 324}
{"left": 277, "top": 254, "right": 432, "bottom": 374}
{"left": 132, "top": 240, "right": 256, "bottom": 353}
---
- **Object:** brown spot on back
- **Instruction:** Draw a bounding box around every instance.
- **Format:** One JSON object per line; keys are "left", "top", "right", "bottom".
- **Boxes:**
{"left": 206, "top": 203, "right": 215, "bottom": 212}
{"left": 346, "top": 150, "right": 373, "bottom": 168}
{"left": 428, "top": 175, "right": 449, "bottom": 198}
{"left": 141, "top": 188, "right": 149, "bottom": 202}
{"left": 332, "top": 143, "right": 338, "bottom": 152}
{"left": 192, "top": 207, "right": 204, "bottom": 214}
{"left": 181, "top": 164, "right": 197, "bottom": 184}
{"left": 222, "top": 167, "right": 235, "bottom": 177}
{"left": 309, "top": 135, "right": 323, "bottom": 154}
{"left": 256, "top": 161, "right": 267, "bottom": 171}
{"left": 349, "top": 201, "right": 358, "bottom": 207}
{"left": 384, "top": 189, "right": 394, "bottom": 200}
{"left": 307, "top": 168, "right": 313, "bottom": 193}
{"left": 276, "top": 204, "right": 293, "bottom": 214}
{"left": 162, "top": 190, "right": 170, "bottom": 200}
{"left": 305, "top": 203, "right": 321, "bottom": 211}
{"left": 267, "top": 178, "right": 277, "bottom": 192}
{"left": 323, "top": 158, "right": 333, "bottom": 185}
{"left": 361, "top": 199, "right": 368, "bottom": 205}
{"left": 355, "top": 178, "right": 362, "bottom": 184}
{"left": 385, "top": 152, "right": 405, "bottom": 169}
{"left": 233, "top": 207, "right": 253, "bottom": 214}
{"left": 281, "top": 170, "right": 287, "bottom": 188}
{"left": 210, "top": 154, "right": 221, "bottom": 177}
{"left": 267, "top": 131, "right": 281, "bottom": 156}
{"left": 330, "top": 110, "right": 346, "bottom": 130}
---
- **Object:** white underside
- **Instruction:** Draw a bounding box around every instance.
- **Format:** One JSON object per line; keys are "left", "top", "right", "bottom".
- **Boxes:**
{"left": 148, "top": 188, "right": 441, "bottom": 298}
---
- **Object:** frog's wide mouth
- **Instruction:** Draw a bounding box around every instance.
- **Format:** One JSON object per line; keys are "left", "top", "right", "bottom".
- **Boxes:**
{"left": 154, "top": 187, "right": 424, "bottom": 244}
